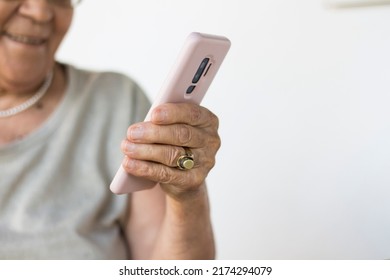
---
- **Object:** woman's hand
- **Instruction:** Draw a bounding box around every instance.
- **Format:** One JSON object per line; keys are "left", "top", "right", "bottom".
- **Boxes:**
{"left": 121, "top": 103, "right": 220, "bottom": 200}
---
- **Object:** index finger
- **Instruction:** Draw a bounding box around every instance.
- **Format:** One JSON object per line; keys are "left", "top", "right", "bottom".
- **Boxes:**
{"left": 151, "top": 103, "right": 218, "bottom": 128}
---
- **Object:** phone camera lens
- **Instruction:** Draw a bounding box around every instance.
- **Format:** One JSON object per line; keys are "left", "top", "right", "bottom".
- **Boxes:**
{"left": 192, "top": 58, "right": 210, "bottom": 83}
{"left": 186, "top": 85, "right": 196, "bottom": 94}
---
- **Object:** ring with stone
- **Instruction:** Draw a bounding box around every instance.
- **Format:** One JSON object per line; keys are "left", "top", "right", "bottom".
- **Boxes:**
{"left": 177, "top": 147, "right": 195, "bottom": 170}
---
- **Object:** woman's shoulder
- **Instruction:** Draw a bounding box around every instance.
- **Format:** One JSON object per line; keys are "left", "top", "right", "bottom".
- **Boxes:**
{"left": 66, "top": 64, "right": 139, "bottom": 90}
{"left": 62, "top": 63, "right": 151, "bottom": 122}
{"left": 64, "top": 63, "right": 149, "bottom": 105}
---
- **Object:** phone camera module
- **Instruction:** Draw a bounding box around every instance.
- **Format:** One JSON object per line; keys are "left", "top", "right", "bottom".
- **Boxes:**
{"left": 192, "top": 58, "right": 210, "bottom": 83}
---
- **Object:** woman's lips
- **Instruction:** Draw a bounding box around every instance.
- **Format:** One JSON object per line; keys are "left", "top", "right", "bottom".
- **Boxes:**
{"left": 3, "top": 31, "right": 47, "bottom": 45}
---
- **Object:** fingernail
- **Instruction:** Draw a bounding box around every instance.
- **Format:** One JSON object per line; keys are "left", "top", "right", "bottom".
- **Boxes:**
{"left": 123, "top": 157, "right": 136, "bottom": 170}
{"left": 152, "top": 108, "right": 167, "bottom": 123}
{"left": 129, "top": 125, "right": 144, "bottom": 139}
{"left": 124, "top": 142, "right": 136, "bottom": 155}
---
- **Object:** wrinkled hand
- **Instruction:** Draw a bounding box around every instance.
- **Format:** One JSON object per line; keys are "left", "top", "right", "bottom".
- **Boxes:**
{"left": 121, "top": 103, "right": 221, "bottom": 199}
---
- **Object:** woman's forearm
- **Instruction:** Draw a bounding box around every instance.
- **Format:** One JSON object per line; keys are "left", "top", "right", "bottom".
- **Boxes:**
{"left": 150, "top": 183, "right": 215, "bottom": 259}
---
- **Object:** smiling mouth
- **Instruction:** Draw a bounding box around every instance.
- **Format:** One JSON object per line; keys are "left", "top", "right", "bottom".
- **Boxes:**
{"left": 2, "top": 32, "right": 46, "bottom": 45}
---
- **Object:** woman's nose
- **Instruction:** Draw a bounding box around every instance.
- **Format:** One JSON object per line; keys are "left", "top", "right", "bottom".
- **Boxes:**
{"left": 18, "top": 0, "right": 54, "bottom": 23}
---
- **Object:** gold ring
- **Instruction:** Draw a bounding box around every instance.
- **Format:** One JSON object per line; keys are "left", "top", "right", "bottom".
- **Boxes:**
{"left": 177, "top": 147, "right": 195, "bottom": 170}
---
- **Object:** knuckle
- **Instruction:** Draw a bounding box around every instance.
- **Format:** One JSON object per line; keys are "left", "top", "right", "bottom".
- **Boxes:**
{"left": 194, "top": 147, "right": 217, "bottom": 173}
{"left": 157, "top": 167, "right": 174, "bottom": 184}
{"left": 133, "top": 161, "right": 151, "bottom": 177}
{"left": 206, "top": 133, "right": 221, "bottom": 153}
{"left": 189, "top": 105, "right": 202, "bottom": 123}
{"left": 201, "top": 107, "right": 219, "bottom": 129}
{"left": 212, "top": 134, "right": 222, "bottom": 150}
{"left": 177, "top": 125, "right": 192, "bottom": 145}
{"left": 164, "top": 146, "right": 183, "bottom": 166}
{"left": 200, "top": 155, "right": 216, "bottom": 171}
{"left": 208, "top": 159, "right": 216, "bottom": 170}
{"left": 213, "top": 115, "right": 220, "bottom": 129}
{"left": 208, "top": 111, "right": 219, "bottom": 128}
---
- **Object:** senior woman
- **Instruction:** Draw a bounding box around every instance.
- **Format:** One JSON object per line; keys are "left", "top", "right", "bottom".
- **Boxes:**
{"left": 0, "top": 0, "right": 219, "bottom": 259}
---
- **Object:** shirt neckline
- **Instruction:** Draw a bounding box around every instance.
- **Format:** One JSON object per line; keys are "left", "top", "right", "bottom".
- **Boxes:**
{"left": 0, "top": 64, "right": 76, "bottom": 156}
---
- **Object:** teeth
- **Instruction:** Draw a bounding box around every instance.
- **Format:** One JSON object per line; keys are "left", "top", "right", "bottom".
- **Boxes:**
{"left": 5, "top": 33, "right": 45, "bottom": 45}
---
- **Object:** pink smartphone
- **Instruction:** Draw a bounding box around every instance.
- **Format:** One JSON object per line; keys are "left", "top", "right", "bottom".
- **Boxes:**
{"left": 110, "top": 32, "right": 231, "bottom": 194}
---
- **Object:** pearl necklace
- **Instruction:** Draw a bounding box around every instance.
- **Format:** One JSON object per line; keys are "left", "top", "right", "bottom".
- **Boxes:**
{"left": 0, "top": 71, "right": 54, "bottom": 118}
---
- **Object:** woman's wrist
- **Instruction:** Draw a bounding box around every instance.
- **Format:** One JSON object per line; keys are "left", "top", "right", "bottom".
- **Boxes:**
{"left": 162, "top": 181, "right": 208, "bottom": 203}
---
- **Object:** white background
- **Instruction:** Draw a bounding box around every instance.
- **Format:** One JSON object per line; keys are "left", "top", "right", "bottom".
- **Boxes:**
{"left": 57, "top": 0, "right": 390, "bottom": 259}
